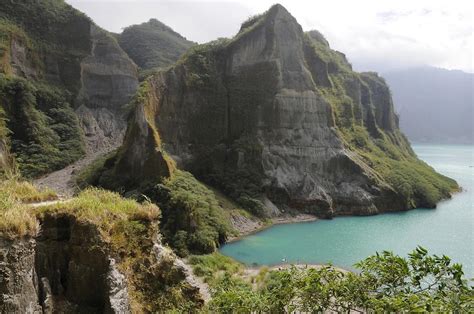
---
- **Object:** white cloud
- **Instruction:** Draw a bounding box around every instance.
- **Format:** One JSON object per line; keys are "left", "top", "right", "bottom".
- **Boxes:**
{"left": 67, "top": 0, "right": 474, "bottom": 72}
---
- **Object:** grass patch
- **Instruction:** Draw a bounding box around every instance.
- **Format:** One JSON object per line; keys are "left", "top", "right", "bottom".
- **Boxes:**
{"left": 0, "top": 194, "right": 36, "bottom": 238}
{"left": 0, "top": 178, "right": 56, "bottom": 238}
{"left": 188, "top": 252, "right": 244, "bottom": 286}
{"left": 37, "top": 188, "right": 159, "bottom": 237}
{"left": 1, "top": 179, "right": 56, "bottom": 203}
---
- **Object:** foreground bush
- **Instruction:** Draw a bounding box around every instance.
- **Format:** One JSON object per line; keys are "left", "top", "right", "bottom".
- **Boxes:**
{"left": 208, "top": 247, "right": 474, "bottom": 312}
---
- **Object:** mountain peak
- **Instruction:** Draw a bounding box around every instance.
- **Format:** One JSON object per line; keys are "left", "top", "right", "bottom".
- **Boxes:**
{"left": 265, "top": 3, "right": 299, "bottom": 25}
{"left": 268, "top": 3, "right": 290, "bottom": 14}
{"left": 239, "top": 3, "right": 298, "bottom": 33}
{"left": 118, "top": 18, "right": 194, "bottom": 70}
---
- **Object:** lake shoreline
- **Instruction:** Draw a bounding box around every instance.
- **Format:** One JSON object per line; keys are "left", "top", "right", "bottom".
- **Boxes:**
{"left": 243, "top": 263, "right": 352, "bottom": 278}
{"left": 227, "top": 213, "right": 318, "bottom": 243}
{"left": 220, "top": 144, "right": 474, "bottom": 278}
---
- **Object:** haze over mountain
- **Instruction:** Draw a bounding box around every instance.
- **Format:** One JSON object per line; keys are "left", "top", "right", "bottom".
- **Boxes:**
{"left": 383, "top": 66, "right": 474, "bottom": 144}
{"left": 66, "top": 0, "right": 474, "bottom": 74}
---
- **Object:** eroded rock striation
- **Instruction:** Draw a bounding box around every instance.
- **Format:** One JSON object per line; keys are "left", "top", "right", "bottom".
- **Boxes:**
{"left": 75, "top": 24, "right": 139, "bottom": 152}
{"left": 108, "top": 4, "right": 457, "bottom": 217}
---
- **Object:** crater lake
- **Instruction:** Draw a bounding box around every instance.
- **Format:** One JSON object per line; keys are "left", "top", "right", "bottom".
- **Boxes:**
{"left": 220, "top": 144, "right": 474, "bottom": 277}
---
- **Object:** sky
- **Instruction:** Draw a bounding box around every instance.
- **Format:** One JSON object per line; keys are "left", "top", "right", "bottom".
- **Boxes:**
{"left": 66, "top": 0, "right": 473, "bottom": 73}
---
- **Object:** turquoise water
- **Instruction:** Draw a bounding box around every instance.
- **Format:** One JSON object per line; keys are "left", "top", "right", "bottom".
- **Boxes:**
{"left": 220, "top": 144, "right": 474, "bottom": 277}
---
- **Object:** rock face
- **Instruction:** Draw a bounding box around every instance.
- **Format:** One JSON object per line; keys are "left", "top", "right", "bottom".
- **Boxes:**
{"left": 0, "top": 238, "right": 42, "bottom": 313}
{"left": 76, "top": 24, "right": 138, "bottom": 152}
{"left": 35, "top": 214, "right": 129, "bottom": 313}
{"left": 0, "top": 215, "right": 131, "bottom": 313}
{"left": 0, "top": 213, "right": 203, "bottom": 313}
{"left": 111, "top": 4, "right": 456, "bottom": 216}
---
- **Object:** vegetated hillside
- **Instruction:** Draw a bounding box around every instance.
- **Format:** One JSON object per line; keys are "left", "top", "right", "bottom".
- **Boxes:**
{"left": 98, "top": 4, "right": 457, "bottom": 228}
{"left": 0, "top": 0, "right": 138, "bottom": 177}
{"left": 384, "top": 66, "right": 473, "bottom": 144}
{"left": 119, "top": 18, "right": 194, "bottom": 73}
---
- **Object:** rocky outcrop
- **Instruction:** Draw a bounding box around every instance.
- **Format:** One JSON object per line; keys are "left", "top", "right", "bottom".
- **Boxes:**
{"left": 0, "top": 212, "right": 203, "bottom": 313}
{"left": 0, "top": 238, "right": 42, "bottom": 313}
{"left": 0, "top": 215, "right": 131, "bottom": 313}
{"left": 109, "top": 4, "right": 456, "bottom": 217}
{"left": 35, "top": 214, "right": 129, "bottom": 313}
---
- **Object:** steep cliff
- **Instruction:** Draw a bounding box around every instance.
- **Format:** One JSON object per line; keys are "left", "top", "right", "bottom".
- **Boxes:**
{"left": 0, "top": 0, "right": 138, "bottom": 177}
{"left": 108, "top": 4, "right": 457, "bottom": 217}
{"left": 118, "top": 18, "right": 194, "bottom": 73}
{"left": 0, "top": 186, "right": 204, "bottom": 312}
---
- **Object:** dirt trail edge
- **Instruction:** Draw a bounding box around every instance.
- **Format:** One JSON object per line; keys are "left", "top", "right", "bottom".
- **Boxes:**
{"left": 34, "top": 140, "right": 121, "bottom": 198}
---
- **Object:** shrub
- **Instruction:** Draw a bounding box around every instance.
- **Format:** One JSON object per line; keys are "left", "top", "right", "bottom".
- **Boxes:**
{"left": 188, "top": 252, "right": 243, "bottom": 285}
{"left": 0, "top": 75, "right": 84, "bottom": 178}
{"left": 208, "top": 247, "right": 474, "bottom": 312}
{"left": 145, "top": 170, "right": 233, "bottom": 256}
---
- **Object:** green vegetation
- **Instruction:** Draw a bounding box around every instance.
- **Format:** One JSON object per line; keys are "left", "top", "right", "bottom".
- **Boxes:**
{"left": 0, "top": 18, "right": 36, "bottom": 75}
{"left": 145, "top": 170, "right": 233, "bottom": 256}
{"left": 0, "top": 106, "right": 15, "bottom": 177}
{"left": 37, "top": 188, "right": 158, "bottom": 236}
{"left": 0, "top": 74, "right": 84, "bottom": 177}
{"left": 73, "top": 151, "right": 117, "bottom": 190}
{"left": 188, "top": 252, "right": 244, "bottom": 286}
{"left": 119, "top": 18, "right": 194, "bottom": 72}
{"left": 207, "top": 248, "right": 474, "bottom": 312}
{"left": 0, "top": 178, "right": 56, "bottom": 238}
{"left": 0, "top": 0, "right": 91, "bottom": 92}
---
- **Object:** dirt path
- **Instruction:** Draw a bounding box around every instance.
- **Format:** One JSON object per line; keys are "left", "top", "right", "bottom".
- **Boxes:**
{"left": 34, "top": 153, "right": 97, "bottom": 198}
{"left": 29, "top": 199, "right": 71, "bottom": 208}
{"left": 34, "top": 140, "right": 120, "bottom": 198}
